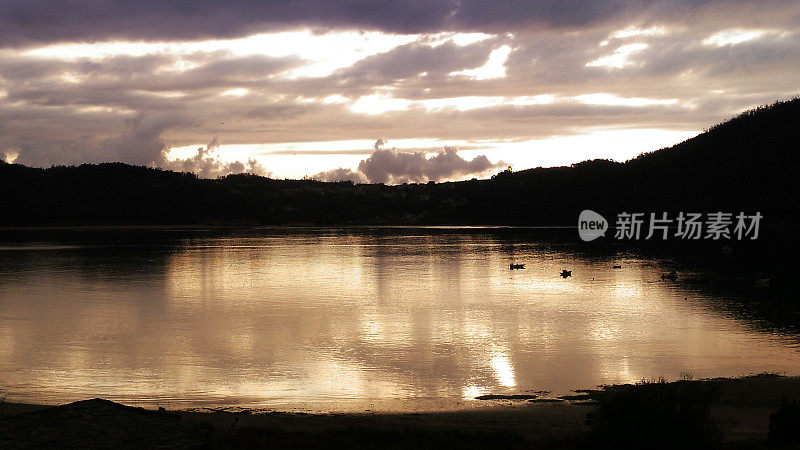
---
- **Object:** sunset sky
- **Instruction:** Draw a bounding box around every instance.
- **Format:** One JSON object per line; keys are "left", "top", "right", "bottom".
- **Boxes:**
{"left": 1, "top": 1, "right": 799, "bottom": 183}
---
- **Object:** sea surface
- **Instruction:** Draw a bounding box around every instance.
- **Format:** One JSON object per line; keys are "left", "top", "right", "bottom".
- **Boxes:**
{"left": 1, "top": 227, "right": 798, "bottom": 410}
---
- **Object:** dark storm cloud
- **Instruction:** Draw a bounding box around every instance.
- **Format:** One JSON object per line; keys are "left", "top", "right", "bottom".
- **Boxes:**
{"left": 6, "top": 0, "right": 794, "bottom": 48}
{"left": 0, "top": 109, "right": 184, "bottom": 167}
{"left": 0, "top": 1, "right": 600, "bottom": 46}
{"left": 100, "top": 113, "right": 186, "bottom": 165}
{"left": 0, "top": 0, "right": 444, "bottom": 46}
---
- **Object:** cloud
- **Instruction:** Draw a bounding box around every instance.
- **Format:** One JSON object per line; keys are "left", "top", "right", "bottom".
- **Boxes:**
{"left": 448, "top": 45, "right": 511, "bottom": 79}
{"left": 100, "top": 113, "right": 186, "bottom": 165}
{"left": 314, "top": 139, "right": 504, "bottom": 183}
{"left": 162, "top": 138, "right": 270, "bottom": 178}
{"left": 0, "top": 1, "right": 629, "bottom": 47}
{"left": 586, "top": 43, "right": 649, "bottom": 69}
{"left": 312, "top": 167, "right": 368, "bottom": 183}
{"left": 3, "top": 108, "right": 269, "bottom": 178}
{"left": 1, "top": 1, "right": 800, "bottom": 177}
{"left": 332, "top": 39, "right": 499, "bottom": 84}
{"left": 6, "top": 1, "right": 800, "bottom": 48}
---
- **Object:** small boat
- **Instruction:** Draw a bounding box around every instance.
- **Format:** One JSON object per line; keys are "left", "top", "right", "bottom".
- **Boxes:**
{"left": 661, "top": 271, "right": 677, "bottom": 281}
{"left": 613, "top": 265, "right": 622, "bottom": 269}
{"left": 510, "top": 263, "right": 525, "bottom": 270}
{"left": 560, "top": 269, "right": 572, "bottom": 278}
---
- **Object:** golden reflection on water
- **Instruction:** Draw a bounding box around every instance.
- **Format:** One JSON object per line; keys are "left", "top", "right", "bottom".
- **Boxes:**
{"left": 490, "top": 351, "right": 517, "bottom": 388}
{"left": 0, "top": 229, "right": 799, "bottom": 409}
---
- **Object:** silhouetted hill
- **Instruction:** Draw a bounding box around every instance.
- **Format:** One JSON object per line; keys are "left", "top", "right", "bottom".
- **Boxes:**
{"left": 486, "top": 97, "right": 799, "bottom": 225}
{"left": 2, "top": 98, "right": 798, "bottom": 228}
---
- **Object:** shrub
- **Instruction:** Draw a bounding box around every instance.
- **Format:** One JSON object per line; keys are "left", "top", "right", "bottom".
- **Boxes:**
{"left": 769, "top": 398, "right": 800, "bottom": 446}
{"left": 585, "top": 379, "right": 720, "bottom": 449}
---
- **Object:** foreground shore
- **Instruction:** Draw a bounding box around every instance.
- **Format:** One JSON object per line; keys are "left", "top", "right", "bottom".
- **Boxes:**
{"left": 2, "top": 374, "right": 800, "bottom": 448}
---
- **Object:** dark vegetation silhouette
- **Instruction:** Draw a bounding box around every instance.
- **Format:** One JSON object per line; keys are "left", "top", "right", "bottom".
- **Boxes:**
{"left": 585, "top": 378, "right": 721, "bottom": 449}
{"left": 0, "top": 398, "right": 534, "bottom": 449}
{"left": 769, "top": 397, "right": 800, "bottom": 446}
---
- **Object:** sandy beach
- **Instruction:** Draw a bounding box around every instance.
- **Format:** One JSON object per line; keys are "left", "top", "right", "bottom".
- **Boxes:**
{"left": 3, "top": 374, "right": 800, "bottom": 448}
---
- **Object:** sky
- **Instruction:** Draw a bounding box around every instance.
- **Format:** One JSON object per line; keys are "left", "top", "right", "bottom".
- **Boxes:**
{"left": 1, "top": 1, "right": 799, "bottom": 183}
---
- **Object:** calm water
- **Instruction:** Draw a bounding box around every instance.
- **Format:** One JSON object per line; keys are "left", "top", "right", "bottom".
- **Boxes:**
{"left": 1, "top": 227, "right": 798, "bottom": 410}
